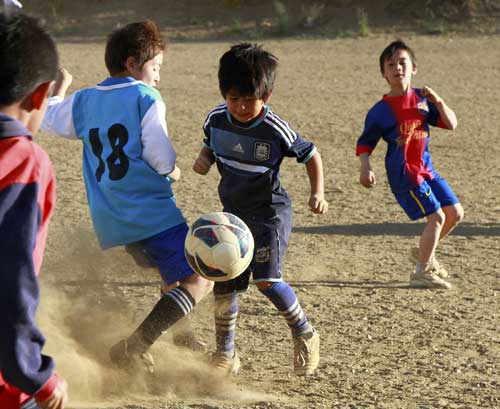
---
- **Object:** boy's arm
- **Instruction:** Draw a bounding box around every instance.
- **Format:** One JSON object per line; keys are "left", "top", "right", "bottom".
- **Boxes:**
{"left": 359, "top": 152, "right": 376, "bottom": 188}
{"left": 356, "top": 106, "right": 382, "bottom": 189}
{"left": 166, "top": 165, "right": 181, "bottom": 183}
{"left": 193, "top": 146, "right": 215, "bottom": 175}
{"left": 421, "top": 86, "right": 458, "bottom": 130}
{"left": 305, "top": 152, "right": 328, "bottom": 214}
{"left": 41, "top": 67, "right": 77, "bottom": 139}
{"left": 52, "top": 67, "right": 73, "bottom": 99}
{"left": 141, "top": 99, "right": 177, "bottom": 176}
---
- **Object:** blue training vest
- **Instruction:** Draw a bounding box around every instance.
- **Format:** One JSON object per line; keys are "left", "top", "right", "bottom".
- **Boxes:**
{"left": 72, "top": 77, "right": 184, "bottom": 248}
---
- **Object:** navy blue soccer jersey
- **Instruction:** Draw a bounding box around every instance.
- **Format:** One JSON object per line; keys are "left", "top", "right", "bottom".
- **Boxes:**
{"left": 356, "top": 88, "right": 447, "bottom": 194}
{"left": 203, "top": 104, "right": 316, "bottom": 217}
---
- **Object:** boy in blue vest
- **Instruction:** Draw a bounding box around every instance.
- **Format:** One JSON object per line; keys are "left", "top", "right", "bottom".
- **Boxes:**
{"left": 193, "top": 43, "right": 328, "bottom": 376}
{"left": 356, "top": 40, "right": 464, "bottom": 289}
{"left": 0, "top": 12, "right": 68, "bottom": 409}
{"left": 42, "top": 20, "right": 213, "bottom": 370}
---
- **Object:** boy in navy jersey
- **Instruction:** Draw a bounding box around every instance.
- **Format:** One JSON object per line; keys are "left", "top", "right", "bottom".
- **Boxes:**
{"left": 193, "top": 43, "right": 328, "bottom": 376}
{"left": 42, "top": 21, "right": 213, "bottom": 370}
{"left": 0, "top": 12, "right": 68, "bottom": 409}
{"left": 356, "top": 40, "right": 464, "bottom": 289}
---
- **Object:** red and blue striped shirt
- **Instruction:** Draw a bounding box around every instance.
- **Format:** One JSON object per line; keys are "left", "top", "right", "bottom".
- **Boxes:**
{"left": 0, "top": 113, "right": 59, "bottom": 404}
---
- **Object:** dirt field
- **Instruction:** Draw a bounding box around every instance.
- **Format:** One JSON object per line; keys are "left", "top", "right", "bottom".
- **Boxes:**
{"left": 35, "top": 34, "right": 500, "bottom": 409}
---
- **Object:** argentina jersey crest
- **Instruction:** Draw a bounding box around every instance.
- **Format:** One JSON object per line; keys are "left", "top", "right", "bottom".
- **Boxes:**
{"left": 254, "top": 142, "right": 271, "bottom": 161}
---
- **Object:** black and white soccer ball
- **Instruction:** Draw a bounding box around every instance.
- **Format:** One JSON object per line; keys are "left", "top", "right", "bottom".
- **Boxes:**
{"left": 184, "top": 212, "right": 254, "bottom": 282}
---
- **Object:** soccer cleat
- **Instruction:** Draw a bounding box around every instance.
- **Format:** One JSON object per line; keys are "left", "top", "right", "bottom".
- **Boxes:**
{"left": 109, "top": 339, "right": 155, "bottom": 374}
{"left": 409, "top": 246, "right": 449, "bottom": 278}
{"left": 410, "top": 266, "right": 452, "bottom": 289}
{"left": 293, "top": 330, "right": 320, "bottom": 376}
{"left": 210, "top": 350, "right": 240, "bottom": 375}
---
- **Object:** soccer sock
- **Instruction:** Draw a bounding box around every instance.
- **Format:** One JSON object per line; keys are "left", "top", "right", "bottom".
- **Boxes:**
{"left": 127, "top": 286, "right": 195, "bottom": 354}
{"left": 416, "top": 261, "right": 432, "bottom": 274}
{"left": 214, "top": 293, "right": 239, "bottom": 356}
{"left": 259, "top": 281, "right": 312, "bottom": 337}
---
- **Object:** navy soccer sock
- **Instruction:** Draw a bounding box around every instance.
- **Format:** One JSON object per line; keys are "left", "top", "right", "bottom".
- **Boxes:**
{"left": 127, "top": 286, "right": 195, "bottom": 354}
{"left": 259, "top": 281, "right": 312, "bottom": 336}
{"left": 214, "top": 293, "right": 239, "bottom": 356}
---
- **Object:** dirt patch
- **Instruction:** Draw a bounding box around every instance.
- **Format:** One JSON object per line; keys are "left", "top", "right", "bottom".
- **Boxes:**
{"left": 31, "top": 33, "right": 500, "bottom": 409}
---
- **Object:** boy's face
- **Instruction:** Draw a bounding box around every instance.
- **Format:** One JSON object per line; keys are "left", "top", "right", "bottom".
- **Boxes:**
{"left": 225, "top": 91, "right": 269, "bottom": 123}
{"left": 382, "top": 49, "right": 416, "bottom": 91}
{"left": 130, "top": 51, "right": 163, "bottom": 87}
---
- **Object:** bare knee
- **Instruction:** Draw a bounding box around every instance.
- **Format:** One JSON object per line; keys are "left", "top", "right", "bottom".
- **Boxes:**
{"left": 427, "top": 209, "right": 445, "bottom": 228}
{"left": 444, "top": 204, "right": 464, "bottom": 225}
{"left": 180, "top": 273, "right": 214, "bottom": 302}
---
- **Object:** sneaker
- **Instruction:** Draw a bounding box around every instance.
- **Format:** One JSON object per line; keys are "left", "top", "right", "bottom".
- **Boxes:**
{"left": 293, "top": 330, "right": 320, "bottom": 376}
{"left": 109, "top": 339, "right": 155, "bottom": 374}
{"left": 173, "top": 332, "right": 206, "bottom": 352}
{"left": 210, "top": 350, "right": 240, "bottom": 375}
{"left": 409, "top": 246, "right": 449, "bottom": 279}
{"left": 410, "top": 266, "right": 452, "bottom": 289}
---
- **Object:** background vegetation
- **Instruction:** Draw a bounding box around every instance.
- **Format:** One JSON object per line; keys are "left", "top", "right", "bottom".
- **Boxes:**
{"left": 18, "top": 0, "right": 500, "bottom": 39}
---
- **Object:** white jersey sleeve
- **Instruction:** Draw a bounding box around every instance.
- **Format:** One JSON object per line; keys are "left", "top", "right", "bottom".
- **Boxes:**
{"left": 141, "top": 99, "right": 176, "bottom": 175}
{"left": 42, "top": 95, "right": 78, "bottom": 139}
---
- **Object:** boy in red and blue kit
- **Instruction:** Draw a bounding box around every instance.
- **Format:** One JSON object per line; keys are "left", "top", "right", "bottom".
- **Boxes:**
{"left": 0, "top": 12, "right": 68, "bottom": 409}
{"left": 356, "top": 40, "right": 464, "bottom": 289}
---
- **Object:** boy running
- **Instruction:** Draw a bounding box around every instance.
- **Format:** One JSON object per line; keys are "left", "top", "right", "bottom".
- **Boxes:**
{"left": 356, "top": 40, "right": 464, "bottom": 289}
{"left": 42, "top": 21, "right": 213, "bottom": 370}
{"left": 0, "top": 12, "right": 68, "bottom": 409}
{"left": 193, "top": 43, "right": 328, "bottom": 376}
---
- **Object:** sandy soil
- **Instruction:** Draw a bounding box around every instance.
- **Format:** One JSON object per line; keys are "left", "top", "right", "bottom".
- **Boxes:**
{"left": 36, "top": 35, "right": 500, "bottom": 409}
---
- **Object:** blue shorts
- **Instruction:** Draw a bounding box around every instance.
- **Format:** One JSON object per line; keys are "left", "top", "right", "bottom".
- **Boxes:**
{"left": 136, "top": 222, "right": 195, "bottom": 285}
{"left": 395, "top": 175, "right": 459, "bottom": 221}
{"left": 214, "top": 207, "right": 292, "bottom": 295}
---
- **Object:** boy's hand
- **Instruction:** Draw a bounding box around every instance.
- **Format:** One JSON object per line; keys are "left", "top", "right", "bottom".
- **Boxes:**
{"left": 193, "top": 154, "right": 214, "bottom": 175}
{"left": 52, "top": 68, "right": 73, "bottom": 99}
{"left": 421, "top": 86, "right": 442, "bottom": 105}
{"left": 36, "top": 378, "right": 68, "bottom": 409}
{"left": 360, "top": 168, "right": 376, "bottom": 188}
{"left": 422, "top": 86, "right": 457, "bottom": 130}
{"left": 309, "top": 193, "right": 328, "bottom": 214}
{"left": 167, "top": 165, "right": 181, "bottom": 182}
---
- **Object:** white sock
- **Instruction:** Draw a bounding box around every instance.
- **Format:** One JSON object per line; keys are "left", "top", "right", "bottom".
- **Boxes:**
{"left": 416, "top": 261, "right": 432, "bottom": 274}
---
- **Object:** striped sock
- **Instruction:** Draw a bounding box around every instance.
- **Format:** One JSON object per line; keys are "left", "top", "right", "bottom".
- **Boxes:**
{"left": 128, "top": 286, "right": 195, "bottom": 353}
{"left": 214, "top": 293, "right": 238, "bottom": 356}
{"left": 259, "top": 281, "right": 312, "bottom": 336}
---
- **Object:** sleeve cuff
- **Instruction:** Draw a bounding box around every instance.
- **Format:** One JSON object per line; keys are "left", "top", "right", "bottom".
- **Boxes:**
{"left": 436, "top": 116, "right": 447, "bottom": 129}
{"left": 302, "top": 146, "right": 317, "bottom": 164}
{"left": 356, "top": 145, "right": 373, "bottom": 156}
{"left": 34, "top": 372, "right": 60, "bottom": 402}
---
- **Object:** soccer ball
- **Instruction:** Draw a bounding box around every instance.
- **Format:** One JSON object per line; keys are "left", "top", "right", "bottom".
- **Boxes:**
{"left": 184, "top": 212, "right": 254, "bottom": 282}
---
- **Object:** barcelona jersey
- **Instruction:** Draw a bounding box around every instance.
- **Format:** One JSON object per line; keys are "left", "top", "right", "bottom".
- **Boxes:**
{"left": 356, "top": 88, "right": 448, "bottom": 194}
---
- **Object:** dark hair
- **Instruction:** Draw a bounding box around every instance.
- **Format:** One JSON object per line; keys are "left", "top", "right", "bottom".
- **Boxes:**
{"left": 0, "top": 12, "right": 58, "bottom": 106}
{"left": 105, "top": 20, "right": 165, "bottom": 76}
{"left": 379, "top": 40, "right": 417, "bottom": 74}
{"left": 218, "top": 43, "right": 278, "bottom": 99}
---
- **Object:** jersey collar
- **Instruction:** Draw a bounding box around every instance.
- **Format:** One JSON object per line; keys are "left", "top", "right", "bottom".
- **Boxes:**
{"left": 0, "top": 113, "right": 32, "bottom": 140}
{"left": 97, "top": 76, "right": 143, "bottom": 89}
{"left": 226, "top": 105, "right": 269, "bottom": 129}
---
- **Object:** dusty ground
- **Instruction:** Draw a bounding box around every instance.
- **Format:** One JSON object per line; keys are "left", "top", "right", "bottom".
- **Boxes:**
{"left": 35, "top": 34, "right": 500, "bottom": 409}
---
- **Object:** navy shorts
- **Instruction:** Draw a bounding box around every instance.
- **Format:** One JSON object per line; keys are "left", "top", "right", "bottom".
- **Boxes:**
{"left": 395, "top": 174, "right": 459, "bottom": 221}
{"left": 214, "top": 207, "right": 292, "bottom": 295}
{"left": 135, "top": 222, "right": 195, "bottom": 285}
